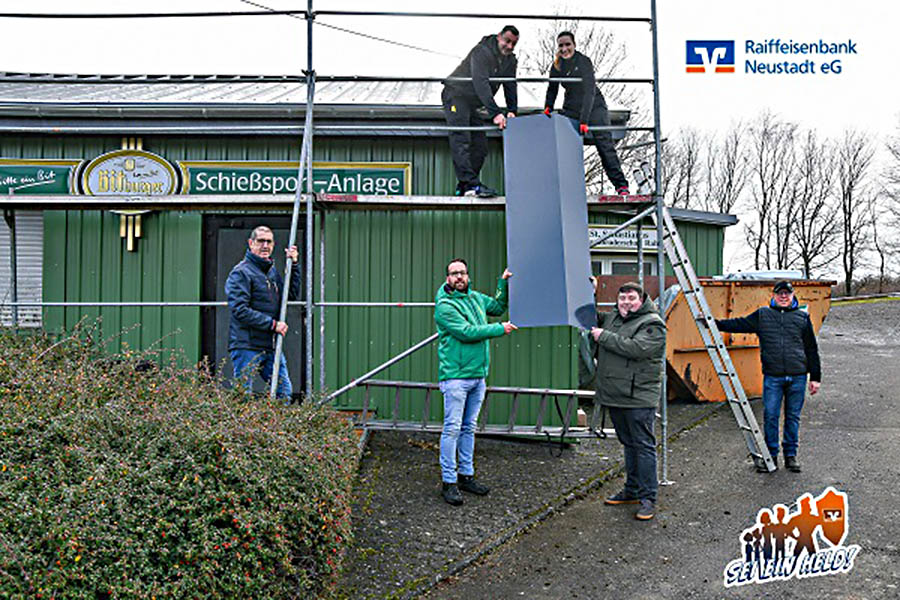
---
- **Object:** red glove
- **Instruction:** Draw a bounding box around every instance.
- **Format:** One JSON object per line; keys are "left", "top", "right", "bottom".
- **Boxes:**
{"left": 579, "top": 123, "right": 589, "bottom": 135}
{"left": 543, "top": 106, "right": 552, "bottom": 117}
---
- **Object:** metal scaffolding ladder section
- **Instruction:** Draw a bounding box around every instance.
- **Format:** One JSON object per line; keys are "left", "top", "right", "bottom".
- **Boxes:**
{"left": 656, "top": 207, "right": 776, "bottom": 472}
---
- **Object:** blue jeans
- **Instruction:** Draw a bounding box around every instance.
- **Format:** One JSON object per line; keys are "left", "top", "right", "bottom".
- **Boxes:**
{"left": 439, "top": 378, "right": 486, "bottom": 483}
{"left": 230, "top": 348, "right": 292, "bottom": 400}
{"left": 608, "top": 406, "right": 658, "bottom": 502}
{"left": 762, "top": 374, "right": 807, "bottom": 457}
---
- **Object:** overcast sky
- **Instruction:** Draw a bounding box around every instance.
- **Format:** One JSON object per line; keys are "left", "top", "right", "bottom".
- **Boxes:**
{"left": 2, "top": 0, "right": 897, "bottom": 274}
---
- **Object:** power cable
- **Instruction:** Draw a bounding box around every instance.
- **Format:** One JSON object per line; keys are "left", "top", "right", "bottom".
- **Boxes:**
{"left": 238, "top": 0, "right": 461, "bottom": 59}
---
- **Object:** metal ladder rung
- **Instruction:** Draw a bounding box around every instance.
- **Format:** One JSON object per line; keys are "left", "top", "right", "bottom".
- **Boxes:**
{"left": 656, "top": 204, "right": 773, "bottom": 471}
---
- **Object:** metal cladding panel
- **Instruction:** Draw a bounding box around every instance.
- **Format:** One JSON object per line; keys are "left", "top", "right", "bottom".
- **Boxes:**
{"left": 42, "top": 210, "right": 202, "bottom": 364}
{"left": 503, "top": 114, "right": 596, "bottom": 329}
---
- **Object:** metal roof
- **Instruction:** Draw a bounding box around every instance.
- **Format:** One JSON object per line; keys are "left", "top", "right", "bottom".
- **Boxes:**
{"left": 0, "top": 72, "right": 630, "bottom": 135}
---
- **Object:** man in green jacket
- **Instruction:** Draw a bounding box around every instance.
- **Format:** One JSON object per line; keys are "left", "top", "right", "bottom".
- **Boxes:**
{"left": 435, "top": 258, "right": 516, "bottom": 506}
{"left": 590, "top": 281, "right": 666, "bottom": 520}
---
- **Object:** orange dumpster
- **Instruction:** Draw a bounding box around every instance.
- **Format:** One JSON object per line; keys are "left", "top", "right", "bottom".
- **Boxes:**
{"left": 665, "top": 279, "right": 835, "bottom": 402}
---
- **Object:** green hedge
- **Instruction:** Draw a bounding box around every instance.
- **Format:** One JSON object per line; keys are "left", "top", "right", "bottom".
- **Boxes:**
{"left": 0, "top": 327, "right": 358, "bottom": 599}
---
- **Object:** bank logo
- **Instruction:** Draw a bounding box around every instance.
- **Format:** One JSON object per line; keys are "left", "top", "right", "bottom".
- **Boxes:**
{"left": 723, "top": 487, "right": 861, "bottom": 587}
{"left": 686, "top": 40, "right": 735, "bottom": 73}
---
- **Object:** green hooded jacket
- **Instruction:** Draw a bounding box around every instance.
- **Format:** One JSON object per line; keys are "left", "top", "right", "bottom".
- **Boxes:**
{"left": 592, "top": 295, "right": 667, "bottom": 409}
{"left": 434, "top": 277, "right": 508, "bottom": 381}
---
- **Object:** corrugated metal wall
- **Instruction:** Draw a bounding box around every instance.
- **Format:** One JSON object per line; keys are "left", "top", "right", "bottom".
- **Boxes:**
{"left": 5, "top": 134, "right": 723, "bottom": 423}
{"left": 42, "top": 210, "right": 202, "bottom": 363}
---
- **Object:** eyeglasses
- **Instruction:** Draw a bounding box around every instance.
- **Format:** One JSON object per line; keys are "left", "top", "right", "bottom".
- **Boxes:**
{"left": 255, "top": 239, "right": 274, "bottom": 246}
{"left": 448, "top": 270, "right": 468, "bottom": 277}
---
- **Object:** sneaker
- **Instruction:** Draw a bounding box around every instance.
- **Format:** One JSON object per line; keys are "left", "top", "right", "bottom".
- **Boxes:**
{"left": 458, "top": 474, "right": 490, "bottom": 496}
{"left": 635, "top": 499, "right": 655, "bottom": 520}
{"left": 754, "top": 455, "right": 778, "bottom": 473}
{"left": 785, "top": 456, "right": 801, "bottom": 473}
{"left": 463, "top": 184, "right": 498, "bottom": 198}
{"left": 604, "top": 490, "right": 640, "bottom": 505}
{"left": 454, "top": 182, "right": 466, "bottom": 196}
{"left": 616, "top": 186, "right": 630, "bottom": 196}
{"left": 442, "top": 482, "right": 463, "bottom": 506}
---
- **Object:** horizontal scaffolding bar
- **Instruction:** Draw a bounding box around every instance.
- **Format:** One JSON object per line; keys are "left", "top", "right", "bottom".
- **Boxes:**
{"left": 365, "top": 379, "right": 596, "bottom": 399}
{"left": 318, "top": 301, "right": 435, "bottom": 307}
{"left": 316, "top": 10, "right": 651, "bottom": 23}
{"left": 0, "top": 73, "right": 654, "bottom": 85}
{"left": 0, "top": 9, "right": 308, "bottom": 19}
{"left": 3, "top": 301, "right": 305, "bottom": 307}
{"left": 358, "top": 420, "right": 617, "bottom": 439}
{"left": 0, "top": 193, "right": 655, "bottom": 209}
{"left": 0, "top": 123, "right": 649, "bottom": 134}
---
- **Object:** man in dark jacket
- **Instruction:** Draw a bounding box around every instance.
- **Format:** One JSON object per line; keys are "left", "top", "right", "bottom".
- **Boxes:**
{"left": 716, "top": 280, "right": 821, "bottom": 473}
{"left": 590, "top": 281, "right": 666, "bottom": 521}
{"left": 435, "top": 258, "right": 516, "bottom": 506}
{"left": 442, "top": 26, "right": 519, "bottom": 198}
{"left": 544, "top": 31, "right": 629, "bottom": 195}
{"left": 225, "top": 225, "right": 301, "bottom": 400}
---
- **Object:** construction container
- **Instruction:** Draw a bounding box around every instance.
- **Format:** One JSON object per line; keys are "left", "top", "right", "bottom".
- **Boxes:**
{"left": 665, "top": 279, "right": 835, "bottom": 402}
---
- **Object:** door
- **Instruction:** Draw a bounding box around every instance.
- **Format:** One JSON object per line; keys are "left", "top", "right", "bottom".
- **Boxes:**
{"left": 202, "top": 215, "right": 305, "bottom": 399}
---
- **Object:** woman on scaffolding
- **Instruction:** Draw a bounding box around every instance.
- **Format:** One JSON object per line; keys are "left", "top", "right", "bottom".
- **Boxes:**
{"left": 543, "top": 31, "right": 630, "bottom": 195}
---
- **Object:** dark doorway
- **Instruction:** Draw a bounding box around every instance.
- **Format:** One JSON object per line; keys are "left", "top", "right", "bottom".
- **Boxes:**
{"left": 202, "top": 215, "right": 305, "bottom": 399}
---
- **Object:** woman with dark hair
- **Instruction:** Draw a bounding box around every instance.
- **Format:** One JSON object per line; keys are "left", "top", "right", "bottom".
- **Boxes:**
{"left": 544, "top": 31, "right": 630, "bottom": 195}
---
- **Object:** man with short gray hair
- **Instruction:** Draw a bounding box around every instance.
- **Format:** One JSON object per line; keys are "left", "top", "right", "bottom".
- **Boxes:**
{"left": 225, "top": 225, "right": 301, "bottom": 400}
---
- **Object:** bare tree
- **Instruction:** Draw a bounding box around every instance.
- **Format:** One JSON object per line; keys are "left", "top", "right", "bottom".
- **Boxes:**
{"left": 836, "top": 130, "right": 875, "bottom": 295}
{"left": 664, "top": 127, "right": 703, "bottom": 208}
{"left": 791, "top": 131, "right": 840, "bottom": 277}
{"left": 745, "top": 112, "right": 798, "bottom": 269}
{"left": 700, "top": 123, "right": 749, "bottom": 214}
{"left": 519, "top": 15, "right": 648, "bottom": 193}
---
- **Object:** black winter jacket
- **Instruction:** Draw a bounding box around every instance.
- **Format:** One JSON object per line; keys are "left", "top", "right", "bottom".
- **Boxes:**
{"left": 443, "top": 34, "right": 518, "bottom": 118}
{"left": 543, "top": 50, "right": 603, "bottom": 124}
{"left": 225, "top": 250, "right": 301, "bottom": 351}
{"left": 715, "top": 298, "right": 821, "bottom": 381}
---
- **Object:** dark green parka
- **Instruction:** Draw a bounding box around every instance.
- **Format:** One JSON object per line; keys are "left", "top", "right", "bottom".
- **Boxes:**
{"left": 591, "top": 295, "right": 667, "bottom": 409}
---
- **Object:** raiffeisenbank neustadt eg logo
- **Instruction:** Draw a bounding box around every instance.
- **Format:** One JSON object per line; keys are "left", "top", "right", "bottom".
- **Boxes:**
{"left": 723, "top": 487, "right": 862, "bottom": 588}
{"left": 687, "top": 39, "right": 857, "bottom": 75}
{"left": 686, "top": 40, "right": 735, "bottom": 73}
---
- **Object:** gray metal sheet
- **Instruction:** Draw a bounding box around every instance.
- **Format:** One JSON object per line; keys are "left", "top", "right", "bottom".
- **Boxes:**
{"left": 503, "top": 113, "right": 596, "bottom": 329}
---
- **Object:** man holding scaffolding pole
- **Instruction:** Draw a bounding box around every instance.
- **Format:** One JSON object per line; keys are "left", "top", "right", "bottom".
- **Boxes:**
{"left": 225, "top": 225, "right": 301, "bottom": 401}
{"left": 435, "top": 259, "right": 516, "bottom": 506}
{"left": 442, "top": 26, "right": 519, "bottom": 199}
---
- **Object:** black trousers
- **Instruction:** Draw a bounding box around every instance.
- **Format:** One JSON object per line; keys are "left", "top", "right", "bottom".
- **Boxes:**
{"left": 608, "top": 406, "right": 658, "bottom": 502}
{"left": 563, "top": 96, "right": 628, "bottom": 190}
{"left": 441, "top": 88, "right": 488, "bottom": 187}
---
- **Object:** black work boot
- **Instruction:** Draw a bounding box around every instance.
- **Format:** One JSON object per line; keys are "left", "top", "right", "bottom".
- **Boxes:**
{"left": 442, "top": 482, "right": 463, "bottom": 506}
{"left": 458, "top": 474, "right": 490, "bottom": 496}
{"left": 754, "top": 455, "right": 778, "bottom": 473}
{"left": 785, "top": 456, "right": 801, "bottom": 472}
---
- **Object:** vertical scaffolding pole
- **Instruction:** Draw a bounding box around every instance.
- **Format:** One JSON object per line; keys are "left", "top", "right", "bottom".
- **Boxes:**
{"left": 305, "top": 0, "right": 315, "bottom": 398}
{"left": 637, "top": 218, "right": 644, "bottom": 291}
{"left": 319, "top": 207, "right": 326, "bottom": 391}
{"left": 270, "top": 1, "right": 315, "bottom": 400}
{"left": 650, "top": 0, "right": 671, "bottom": 484}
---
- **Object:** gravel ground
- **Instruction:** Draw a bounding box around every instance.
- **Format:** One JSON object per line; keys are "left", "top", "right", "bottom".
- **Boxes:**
{"left": 336, "top": 300, "right": 900, "bottom": 599}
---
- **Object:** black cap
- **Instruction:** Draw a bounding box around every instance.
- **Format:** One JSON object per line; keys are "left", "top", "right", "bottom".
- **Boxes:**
{"left": 773, "top": 280, "right": 794, "bottom": 293}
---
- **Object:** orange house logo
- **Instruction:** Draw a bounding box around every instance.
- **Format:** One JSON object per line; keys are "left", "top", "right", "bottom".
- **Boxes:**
{"left": 723, "top": 487, "right": 861, "bottom": 587}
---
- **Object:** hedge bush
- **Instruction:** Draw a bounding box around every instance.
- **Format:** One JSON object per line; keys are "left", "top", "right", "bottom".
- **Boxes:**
{"left": 0, "top": 326, "right": 358, "bottom": 599}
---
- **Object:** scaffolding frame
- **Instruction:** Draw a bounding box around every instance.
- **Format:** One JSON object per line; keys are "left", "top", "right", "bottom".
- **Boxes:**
{"left": 1, "top": 2, "right": 670, "bottom": 479}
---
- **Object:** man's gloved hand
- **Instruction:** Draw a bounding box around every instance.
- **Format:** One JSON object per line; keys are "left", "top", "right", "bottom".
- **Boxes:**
{"left": 579, "top": 123, "right": 590, "bottom": 135}
{"left": 543, "top": 106, "right": 552, "bottom": 118}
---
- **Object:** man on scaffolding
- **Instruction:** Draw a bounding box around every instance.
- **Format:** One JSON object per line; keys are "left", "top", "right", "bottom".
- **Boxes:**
{"left": 442, "top": 25, "right": 519, "bottom": 198}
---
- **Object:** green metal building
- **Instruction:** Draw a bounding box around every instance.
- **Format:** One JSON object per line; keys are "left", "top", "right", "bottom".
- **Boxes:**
{"left": 0, "top": 74, "right": 735, "bottom": 422}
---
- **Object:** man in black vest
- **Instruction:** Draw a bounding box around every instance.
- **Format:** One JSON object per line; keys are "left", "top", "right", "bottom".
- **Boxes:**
{"left": 442, "top": 26, "right": 519, "bottom": 198}
{"left": 716, "top": 281, "right": 822, "bottom": 473}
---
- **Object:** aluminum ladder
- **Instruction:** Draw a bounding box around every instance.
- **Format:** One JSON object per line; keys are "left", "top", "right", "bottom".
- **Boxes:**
{"left": 657, "top": 207, "right": 776, "bottom": 472}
